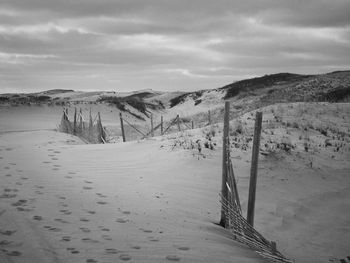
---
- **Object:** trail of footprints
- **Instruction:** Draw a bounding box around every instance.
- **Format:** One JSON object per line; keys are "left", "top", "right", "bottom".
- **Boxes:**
{"left": 0, "top": 146, "right": 190, "bottom": 262}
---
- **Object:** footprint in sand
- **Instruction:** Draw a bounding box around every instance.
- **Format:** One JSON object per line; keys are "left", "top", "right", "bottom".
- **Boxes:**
{"left": 52, "top": 168, "right": 60, "bottom": 171}
{"left": 9, "top": 163, "right": 16, "bottom": 166}
{"left": 177, "top": 246, "right": 190, "bottom": 251}
{"left": 12, "top": 199, "right": 27, "bottom": 207}
{"left": 5, "top": 174, "right": 11, "bottom": 177}
{"left": 4, "top": 167, "right": 10, "bottom": 170}
{"left": 116, "top": 218, "right": 128, "bottom": 223}
{"left": 42, "top": 161, "right": 51, "bottom": 164}
{"left": 35, "top": 185, "right": 44, "bottom": 189}
{"left": 83, "top": 186, "right": 93, "bottom": 190}
{"left": 48, "top": 227, "right": 62, "bottom": 232}
{"left": 86, "top": 210, "right": 96, "bottom": 215}
{"left": 15, "top": 182, "right": 22, "bottom": 186}
{"left": 20, "top": 177, "right": 28, "bottom": 180}
{"left": 96, "top": 193, "right": 107, "bottom": 198}
{"left": 131, "top": 245, "right": 141, "bottom": 250}
{"left": 33, "top": 215, "right": 43, "bottom": 221}
{"left": 68, "top": 172, "right": 76, "bottom": 175}
{"left": 98, "top": 226, "right": 110, "bottom": 232}
{"left": 60, "top": 236, "right": 71, "bottom": 242}
{"left": 55, "top": 218, "right": 69, "bottom": 224}
{"left": 140, "top": 228, "right": 153, "bottom": 233}
{"left": 51, "top": 158, "right": 59, "bottom": 161}
{"left": 53, "top": 151, "right": 61, "bottom": 154}
{"left": 0, "top": 240, "right": 13, "bottom": 246}
{"left": 5, "top": 148, "right": 13, "bottom": 151}
{"left": 102, "top": 235, "right": 112, "bottom": 241}
{"left": 122, "top": 211, "right": 131, "bottom": 215}
{"left": 48, "top": 154, "right": 55, "bottom": 157}
{"left": 105, "top": 248, "right": 119, "bottom": 254}
{"left": 53, "top": 165, "right": 61, "bottom": 167}
{"left": 166, "top": 255, "right": 181, "bottom": 261}
{"left": 60, "top": 209, "right": 72, "bottom": 215}
{"left": 0, "top": 193, "right": 17, "bottom": 199}
{"left": 66, "top": 247, "right": 79, "bottom": 254}
{"left": 79, "top": 218, "right": 90, "bottom": 222}
{"left": 3, "top": 250, "right": 22, "bottom": 256}
{"left": 86, "top": 259, "right": 98, "bottom": 263}
{"left": 97, "top": 201, "right": 107, "bottom": 205}
{"left": 65, "top": 176, "right": 73, "bottom": 179}
{"left": 35, "top": 191, "right": 44, "bottom": 195}
{"left": 79, "top": 227, "right": 91, "bottom": 233}
{"left": 84, "top": 180, "right": 93, "bottom": 184}
{"left": 148, "top": 237, "right": 159, "bottom": 242}
{"left": 0, "top": 230, "right": 16, "bottom": 236}
{"left": 81, "top": 238, "right": 98, "bottom": 243}
{"left": 119, "top": 254, "right": 132, "bottom": 261}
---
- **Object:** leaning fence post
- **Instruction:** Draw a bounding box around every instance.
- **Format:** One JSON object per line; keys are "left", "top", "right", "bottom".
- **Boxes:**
{"left": 73, "top": 107, "right": 77, "bottom": 135}
{"left": 247, "top": 111, "right": 263, "bottom": 227}
{"left": 220, "top": 101, "right": 230, "bottom": 227}
{"left": 119, "top": 112, "right": 126, "bottom": 142}
{"left": 161, "top": 116, "right": 164, "bottom": 135}
{"left": 150, "top": 113, "right": 154, "bottom": 137}
{"left": 177, "top": 115, "right": 181, "bottom": 131}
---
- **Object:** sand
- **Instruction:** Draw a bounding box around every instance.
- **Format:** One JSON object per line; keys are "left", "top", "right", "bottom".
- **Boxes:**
{"left": 1, "top": 101, "right": 349, "bottom": 263}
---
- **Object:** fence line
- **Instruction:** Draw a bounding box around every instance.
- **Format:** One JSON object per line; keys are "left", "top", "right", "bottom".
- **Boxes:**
{"left": 220, "top": 101, "right": 292, "bottom": 263}
{"left": 58, "top": 107, "right": 106, "bottom": 144}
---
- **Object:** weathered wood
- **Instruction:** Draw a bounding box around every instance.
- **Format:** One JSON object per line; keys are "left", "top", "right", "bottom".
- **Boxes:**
{"left": 220, "top": 101, "right": 230, "bottom": 227}
{"left": 161, "top": 116, "right": 164, "bottom": 135}
{"left": 150, "top": 113, "right": 154, "bottom": 137}
{"left": 119, "top": 112, "right": 126, "bottom": 142}
{"left": 208, "top": 110, "right": 211, "bottom": 125}
{"left": 271, "top": 241, "right": 277, "bottom": 254}
{"left": 247, "top": 111, "right": 263, "bottom": 227}
{"left": 177, "top": 114, "right": 181, "bottom": 131}
{"left": 162, "top": 115, "right": 178, "bottom": 134}
{"left": 73, "top": 107, "right": 77, "bottom": 135}
{"left": 191, "top": 121, "right": 194, "bottom": 129}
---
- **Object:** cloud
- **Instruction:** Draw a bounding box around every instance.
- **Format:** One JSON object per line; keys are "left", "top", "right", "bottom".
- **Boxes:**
{"left": 0, "top": 0, "right": 349, "bottom": 93}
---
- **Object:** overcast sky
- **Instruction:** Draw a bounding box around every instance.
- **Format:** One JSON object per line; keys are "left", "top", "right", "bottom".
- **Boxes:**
{"left": 1, "top": 0, "right": 350, "bottom": 93}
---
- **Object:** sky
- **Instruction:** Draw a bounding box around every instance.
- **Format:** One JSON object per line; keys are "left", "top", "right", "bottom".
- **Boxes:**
{"left": 0, "top": 0, "right": 350, "bottom": 93}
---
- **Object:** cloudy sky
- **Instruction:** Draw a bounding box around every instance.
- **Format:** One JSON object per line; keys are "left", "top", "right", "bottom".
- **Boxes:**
{"left": 1, "top": 0, "right": 350, "bottom": 93}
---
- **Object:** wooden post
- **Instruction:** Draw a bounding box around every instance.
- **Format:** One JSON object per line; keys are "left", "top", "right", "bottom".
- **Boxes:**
{"left": 97, "top": 112, "right": 105, "bottom": 143}
{"left": 208, "top": 110, "right": 211, "bottom": 125}
{"left": 150, "top": 113, "right": 154, "bottom": 137}
{"left": 160, "top": 116, "right": 164, "bottom": 135}
{"left": 78, "top": 108, "right": 83, "bottom": 132}
{"left": 191, "top": 120, "right": 194, "bottom": 129}
{"left": 73, "top": 107, "right": 77, "bottom": 135}
{"left": 271, "top": 241, "right": 277, "bottom": 255}
{"left": 247, "top": 111, "right": 263, "bottom": 227}
{"left": 220, "top": 101, "right": 230, "bottom": 227}
{"left": 177, "top": 115, "right": 181, "bottom": 131}
{"left": 119, "top": 112, "right": 126, "bottom": 142}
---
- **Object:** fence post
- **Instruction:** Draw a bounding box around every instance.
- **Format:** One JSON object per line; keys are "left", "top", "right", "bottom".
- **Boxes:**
{"left": 151, "top": 113, "right": 154, "bottom": 137}
{"left": 119, "top": 112, "right": 126, "bottom": 142}
{"left": 247, "top": 111, "right": 263, "bottom": 227}
{"left": 97, "top": 112, "right": 105, "bottom": 143}
{"left": 177, "top": 115, "right": 181, "bottom": 131}
{"left": 208, "top": 110, "right": 211, "bottom": 125}
{"left": 73, "top": 107, "right": 77, "bottom": 135}
{"left": 161, "top": 116, "right": 164, "bottom": 135}
{"left": 220, "top": 101, "right": 230, "bottom": 227}
{"left": 78, "top": 108, "right": 83, "bottom": 132}
{"left": 191, "top": 120, "right": 194, "bottom": 129}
